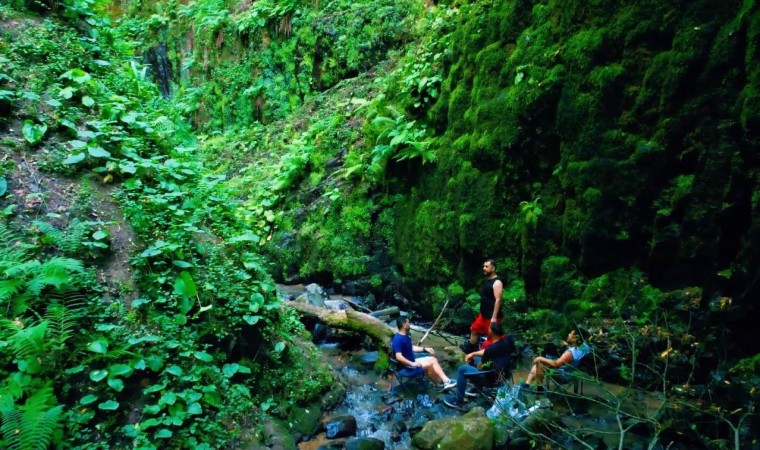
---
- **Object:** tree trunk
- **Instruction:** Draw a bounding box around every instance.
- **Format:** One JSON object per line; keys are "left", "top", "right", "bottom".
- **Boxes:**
{"left": 285, "top": 301, "right": 395, "bottom": 345}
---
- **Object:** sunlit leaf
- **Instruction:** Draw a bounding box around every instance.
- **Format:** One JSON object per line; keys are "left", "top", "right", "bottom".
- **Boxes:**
{"left": 87, "top": 339, "right": 109, "bottom": 354}
{"left": 98, "top": 400, "right": 120, "bottom": 410}
{"left": 63, "top": 153, "right": 86, "bottom": 165}
{"left": 193, "top": 351, "right": 213, "bottom": 363}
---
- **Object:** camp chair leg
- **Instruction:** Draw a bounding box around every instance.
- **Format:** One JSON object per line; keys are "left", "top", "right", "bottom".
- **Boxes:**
{"left": 388, "top": 373, "right": 396, "bottom": 392}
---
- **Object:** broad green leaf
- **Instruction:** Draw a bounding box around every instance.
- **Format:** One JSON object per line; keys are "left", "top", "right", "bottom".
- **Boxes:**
{"left": 161, "top": 392, "right": 177, "bottom": 406}
{"left": 121, "top": 111, "right": 139, "bottom": 124}
{"left": 172, "top": 260, "right": 192, "bottom": 268}
{"left": 274, "top": 342, "right": 286, "bottom": 353}
{"left": 144, "top": 381, "right": 168, "bottom": 394}
{"left": 82, "top": 95, "right": 95, "bottom": 107}
{"left": 98, "top": 400, "right": 120, "bottom": 410}
{"left": 63, "top": 153, "right": 86, "bottom": 165}
{"left": 107, "top": 378, "right": 124, "bottom": 392}
{"left": 166, "top": 365, "right": 183, "bottom": 376}
{"left": 143, "top": 405, "right": 160, "bottom": 415}
{"left": 61, "top": 68, "right": 91, "bottom": 84}
{"left": 0, "top": 178, "right": 6, "bottom": 196}
{"left": 87, "top": 339, "right": 109, "bottom": 354}
{"left": 80, "top": 394, "right": 98, "bottom": 405}
{"left": 68, "top": 140, "right": 87, "bottom": 149}
{"left": 46, "top": 99, "right": 62, "bottom": 108}
{"left": 222, "top": 363, "right": 239, "bottom": 378}
{"left": 193, "top": 351, "right": 213, "bottom": 363}
{"left": 146, "top": 356, "right": 164, "bottom": 371}
{"left": 140, "top": 418, "right": 160, "bottom": 429}
{"left": 187, "top": 403, "right": 202, "bottom": 415}
{"left": 92, "top": 230, "right": 108, "bottom": 240}
{"left": 119, "top": 162, "right": 137, "bottom": 174}
{"left": 59, "top": 86, "right": 75, "bottom": 99}
{"left": 230, "top": 233, "right": 260, "bottom": 243}
{"left": 89, "top": 369, "right": 108, "bottom": 382}
{"left": 88, "top": 147, "right": 111, "bottom": 158}
{"left": 243, "top": 315, "right": 261, "bottom": 325}
{"left": 64, "top": 365, "right": 85, "bottom": 375}
{"left": 108, "top": 364, "right": 133, "bottom": 377}
{"left": 21, "top": 120, "right": 47, "bottom": 144}
{"left": 174, "top": 271, "right": 197, "bottom": 297}
{"left": 155, "top": 429, "right": 173, "bottom": 439}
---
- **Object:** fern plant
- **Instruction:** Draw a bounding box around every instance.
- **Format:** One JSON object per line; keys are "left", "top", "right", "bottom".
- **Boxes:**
{"left": 0, "top": 384, "right": 64, "bottom": 450}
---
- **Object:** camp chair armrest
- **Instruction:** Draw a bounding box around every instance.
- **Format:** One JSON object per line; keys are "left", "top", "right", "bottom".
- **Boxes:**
{"left": 462, "top": 369, "right": 497, "bottom": 379}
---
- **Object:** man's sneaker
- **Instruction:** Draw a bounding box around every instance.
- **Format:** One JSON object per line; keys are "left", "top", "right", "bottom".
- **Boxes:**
{"left": 442, "top": 394, "right": 463, "bottom": 409}
{"left": 464, "top": 388, "right": 479, "bottom": 398}
{"left": 459, "top": 342, "right": 476, "bottom": 353}
{"left": 437, "top": 379, "right": 457, "bottom": 392}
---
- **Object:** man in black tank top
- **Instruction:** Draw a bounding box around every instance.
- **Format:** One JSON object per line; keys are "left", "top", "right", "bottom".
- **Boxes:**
{"left": 461, "top": 259, "right": 503, "bottom": 353}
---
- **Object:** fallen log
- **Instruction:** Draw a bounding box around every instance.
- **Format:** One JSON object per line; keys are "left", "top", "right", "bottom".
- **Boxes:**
{"left": 285, "top": 301, "right": 395, "bottom": 345}
{"left": 369, "top": 306, "right": 400, "bottom": 319}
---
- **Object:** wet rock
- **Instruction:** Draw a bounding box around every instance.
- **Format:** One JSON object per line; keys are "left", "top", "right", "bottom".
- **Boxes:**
{"left": 506, "top": 437, "right": 531, "bottom": 450}
{"left": 314, "top": 439, "right": 346, "bottom": 450}
{"left": 296, "top": 291, "right": 327, "bottom": 308}
{"left": 306, "top": 283, "right": 329, "bottom": 297}
{"left": 390, "top": 432, "right": 402, "bottom": 442}
{"left": 324, "top": 415, "right": 357, "bottom": 439}
{"left": 345, "top": 437, "right": 385, "bottom": 450}
{"left": 416, "top": 394, "right": 434, "bottom": 408}
{"left": 312, "top": 323, "right": 328, "bottom": 343}
{"left": 411, "top": 406, "right": 494, "bottom": 450}
{"left": 383, "top": 394, "right": 402, "bottom": 405}
{"left": 512, "top": 409, "right": 561, "bottom": 438}
{"left": 360, "top": 351, "right": 379, "bottom": 366}
{"left": 390, "top": 420, "right": 407, "bottom": 433}
{"left": 376, "top": 403, "right": 394, "bottom": 420}
{"left": 324, "top": 299, "right": 351, "bottom": 310}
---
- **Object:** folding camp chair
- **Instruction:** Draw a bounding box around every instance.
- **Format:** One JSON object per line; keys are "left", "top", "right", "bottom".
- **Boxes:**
{"left": 386, "top": 345, "right": 429, "bottom": 393}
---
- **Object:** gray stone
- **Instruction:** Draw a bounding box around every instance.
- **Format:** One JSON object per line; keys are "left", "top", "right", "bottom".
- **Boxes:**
{"left": 345, "top": 437, "right": 385, "bottom": 450}
{"left": 411, "top": 406, "right": 494, "bottom": 450}
{"left": 324, "top": 415, "right": 357, "bottom": 439}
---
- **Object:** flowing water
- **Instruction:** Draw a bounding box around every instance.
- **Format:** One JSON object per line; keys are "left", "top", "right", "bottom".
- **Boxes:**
{"left": 280, "top": 286, "right": 665, "bottom": 449}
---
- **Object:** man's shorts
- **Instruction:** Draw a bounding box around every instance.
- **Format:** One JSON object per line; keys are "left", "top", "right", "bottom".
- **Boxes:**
{"left": 415, "top": 356, "right": 434, "bottom": 367}
{"left": 470, "top": 314, "right": 501, "bottom": 335}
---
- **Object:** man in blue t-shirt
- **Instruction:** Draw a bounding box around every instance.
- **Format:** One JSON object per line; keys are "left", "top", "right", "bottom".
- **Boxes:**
{"left": 444, "top": 322, "right": 514, "bottom": 409}
{"left": 391, "top": 316, "right": 457, "bottom": 392}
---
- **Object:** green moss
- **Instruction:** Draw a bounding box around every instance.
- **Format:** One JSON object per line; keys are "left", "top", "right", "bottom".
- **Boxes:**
{"left": 537, "top": 255, "right": 580, "bottom": 309}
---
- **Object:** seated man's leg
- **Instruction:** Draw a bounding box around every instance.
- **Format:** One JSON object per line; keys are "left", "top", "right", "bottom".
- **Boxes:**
{"left": 416, "top": 356, "right": 451, "bottom": 384}
{"left": 455, "top": 364, "right": 480, "bottom": 401}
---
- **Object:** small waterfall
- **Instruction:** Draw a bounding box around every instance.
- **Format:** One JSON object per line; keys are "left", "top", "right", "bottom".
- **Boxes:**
{"left": 145, "top": 43, "right": 173, "bottom": 98}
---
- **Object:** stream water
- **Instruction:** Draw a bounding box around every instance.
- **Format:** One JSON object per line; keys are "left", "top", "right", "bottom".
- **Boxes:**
{"left": 280, "top": 286, "right": 665, "bottom": 450}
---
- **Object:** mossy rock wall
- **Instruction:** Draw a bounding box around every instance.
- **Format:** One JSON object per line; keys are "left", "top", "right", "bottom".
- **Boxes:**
{"left": 391, "top": 0, "right": 759, "bottom": 337}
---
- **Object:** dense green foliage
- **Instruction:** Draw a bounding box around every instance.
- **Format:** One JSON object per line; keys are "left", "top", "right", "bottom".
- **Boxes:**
{"left": 2, "top": 0, "right": 760, "bottom": 447}
{"left": 0, "top": 3, "right": 332, "bottom": 448}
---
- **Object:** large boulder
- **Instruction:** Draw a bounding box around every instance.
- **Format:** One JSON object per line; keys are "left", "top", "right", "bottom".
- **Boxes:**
{"left": 324, "top": 415, "right": 357, "bottom": 439}
{"left": 344, "top": 437, "right": 385, "bottom": 450}
{"left": 411, "top": 407, "right": 494, "bottom": 450}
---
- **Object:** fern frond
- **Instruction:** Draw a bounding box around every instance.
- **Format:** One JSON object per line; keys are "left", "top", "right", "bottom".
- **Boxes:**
{"left": 8, "top": 320, "right": 49, "bottom": 359}
{"left": 8, "top": 292, "right": 33, "bottom": 317}
{"left": 0, "top": 223, "right": 28, "bottom": 265}
{"left": 1, "top": 385, "right": 63, "bottom": 450}
{"left": 59, "top": 220, "right": 89, "bottom": 255}
{"left": 45, "top": 302, "right": 82, "bottom": 350}
{"left": 0, "top": 279, "right": 24, "bottom": 303}
{"left": 31, "top": 221, "right": 63, "bottom": 248}
{"left": 25, "top": 257, "right": 84, "bottom": 295}
{"left": 4, "top": 260, "right": 41, "bottom": 279}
